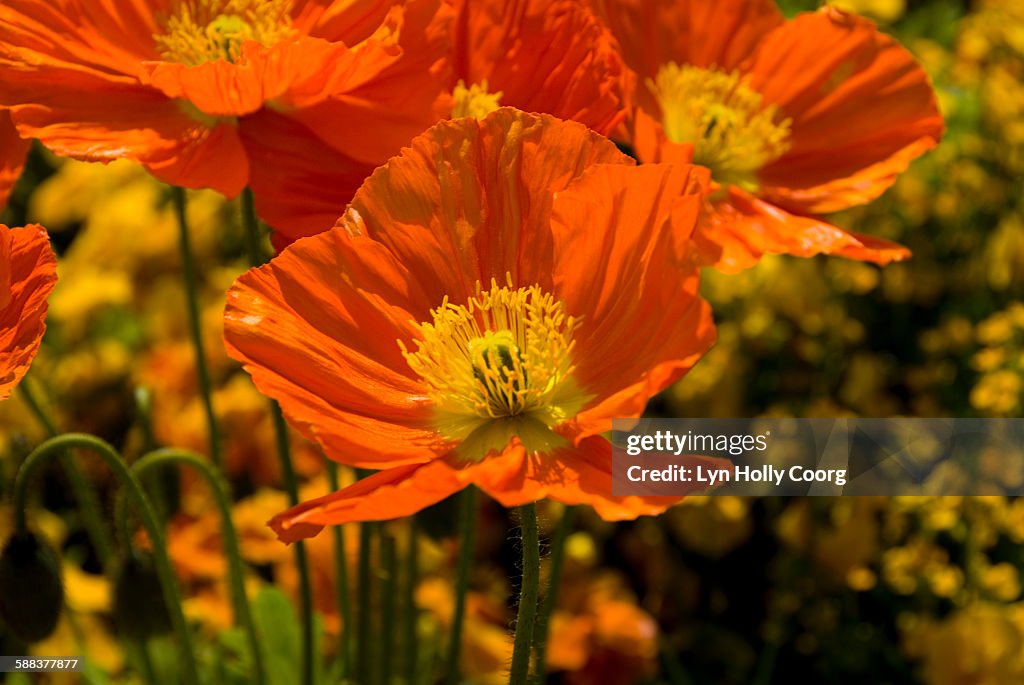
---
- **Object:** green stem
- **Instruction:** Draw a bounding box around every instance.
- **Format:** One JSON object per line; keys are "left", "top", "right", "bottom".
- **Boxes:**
{"left": 531, "top": 506, "right": 576, "bottom": 683}
{"left": 356, "top": 518, "right": 375, "bottom": 685}
{"left": 128, "top": 448, "right": 266, "bottom": 685}
{"left": 239, "top": 187, "right": 265, "bottom": 266}
{"left": 239, "top": 190, "right": 316, "bottom": 685}
{"left": 445, "top": 487, "right": 479, "bottom": 685}
{"left": 12, "top": 434, "right": 200, "bottom": 685}
{"left": 270, "top": 403, "right": 315, "bottom": 685}
{"left": 380, "top": 531, "right": 397, "bottom": 685}
{"left": 171, "top": 186, "right": 222, "bottom": 468}
{"left": 327, "top": 462, "right": 353, "bottom": 677}
{"left": 508, "top": 504, "right": 540, "bottom": 685}
{"left": 129, "top": 639, "right": 160, "bottom": 685}
{"left": 404, "top": 516, "right": 420, "bottom": 685}
{"left": 17, "top": 379, "right": 116, "bottom": 570}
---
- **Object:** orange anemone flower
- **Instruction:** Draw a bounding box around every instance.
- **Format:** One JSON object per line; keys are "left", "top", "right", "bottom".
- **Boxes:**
{"left": 224, "top": 108, "right": 717, "bottom": 542}
{"left": 450, "top": 0, "right": 627, "bottom": 135}
{"left": 0, "top": 0, "right": 452, "bottom": 245}
{"left": 591, "top": 0, "right": 944, "bottom": 271}
{"left": 0, "top": 111, "right": 29, "bottom": 212}
{"left": 1, "top": 225, "right": 57, "bottom": 400}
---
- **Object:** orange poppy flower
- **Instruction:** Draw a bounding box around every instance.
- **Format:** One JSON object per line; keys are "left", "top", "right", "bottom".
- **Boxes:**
{"left": 1, "top": 224, "right": 57, "bottom": 400}
{"left": 0, "top": 0, "right": 452, "bottom": 245}
{"left": 449, "top": 0, "right": 627, "bottom": 135}
{"left": 223, "top": 108, "right": 718, "bottom": 542}
{"left": 0, "top": 111, "right": 29, "bottom": 212}
{"left": 591, "top": 0, "right": 944, "bottom": 271}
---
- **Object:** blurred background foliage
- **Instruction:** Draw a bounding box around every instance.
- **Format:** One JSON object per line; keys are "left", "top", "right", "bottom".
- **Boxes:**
{"left": 0, "top": 0, "right": 1022, "bottom": 683}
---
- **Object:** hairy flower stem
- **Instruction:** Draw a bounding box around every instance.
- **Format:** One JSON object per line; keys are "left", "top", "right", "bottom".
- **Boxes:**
{"left": 171, "top": 186, "right": 222, "bottom": 468}
{"left": 240, "top": 188, "right": 316, "bottom": 685}
{"left": 13, "top": 434, "right": 200, "bottom": 685}
{"left": 17, "top": 379, "right": 116, "bottom": 570}
{"left": 327, "top": 461, "right": 353, "bottom": 677}
{"left": 532, "top": 505, "right": 576, "bottom": 683}
{"left": 445, "top": 486, "right": 479, "bottom": 685}
{"left": 509, "top": 504, "right": 541, "bottom": 685}
{"left": 128, "top": 449, "right": 267, "bottom": 685}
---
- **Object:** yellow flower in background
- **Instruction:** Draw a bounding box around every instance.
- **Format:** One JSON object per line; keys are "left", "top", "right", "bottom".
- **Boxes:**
{"left": 904, "top": 604, "right": 1024, "bottom": 685}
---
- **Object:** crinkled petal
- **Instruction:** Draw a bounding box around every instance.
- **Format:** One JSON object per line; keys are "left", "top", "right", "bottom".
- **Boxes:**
{"left": 224, "top": 229, "right": 447, "bottom": 469}
{"left": 454, "top": 0, "right": 627, "bottom": 134}
{"left": 749, "top": 8, "right": 943, "bottom": 213}
{"left": 0, "top": 111, "right": 29, "bottom": 211}
{"left": 0, "top": 224, "right": 57, "bottom": 400}
{"left": 696, "top": 186, "right": 910, "bottom": 273}
{"left": 546, "top": 163, "right": 716, "bottom": 436}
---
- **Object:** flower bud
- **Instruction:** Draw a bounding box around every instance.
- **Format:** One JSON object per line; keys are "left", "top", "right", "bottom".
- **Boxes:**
{"left": 0, "top": 531, "right": 64, "bottom": 643}
{"left": 112, "top": 552, "right": 172, "bottom": 641}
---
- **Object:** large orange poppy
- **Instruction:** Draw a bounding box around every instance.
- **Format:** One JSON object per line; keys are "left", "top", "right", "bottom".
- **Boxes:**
{"left": 0, "top": 111, "right": 29, "bottom": 211}
{"left": 0, "top": 224, "right": 57, "bottom": 400}
{"left": 591, "top": 0, "right": 944, "bottom": 271}
{"left": 0, "top": 0, "right": 452, "bottom": 245}
{"left": 224, "top": 108, "right": 718, "bottom": 542}
{"left": 450, "top": 0, "right": 627, "bottom": 135}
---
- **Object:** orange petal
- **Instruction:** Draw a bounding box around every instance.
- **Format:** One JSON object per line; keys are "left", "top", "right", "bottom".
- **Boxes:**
{"left": 0, "top": 224, "right": 57, "bottom": 400}
{"left": 268, "top": 435, "right": 728, "bottom": 540}
{"left": 748, "top": 8, "right": 943, "bottom": 213}
{"left": 631, "top": 108, "right": 693, "bottom": 166}
{"left": 453, "top": 0, "right": 628, "bottom": 134}
{"left": 224, "top": 230, "right": 447, "bottom": 470}
{"left": 590, "top": 0, "right": 783, "bottom": 82}
{"left": 0, "top": 1, "right": 248, "bottom": 197}
{"left": 268, "top": 460, "right": 468, "bottom": 542}
{"left": 697, "top": 186, "right": 910, "bottom": 272}
{"left": 295, "top": 0, "right": 398, "bottom": 45}
{"left": 140, "top": 37, "right": 402, "bottom": 117}
{"left": 284, "top": 0, "right": 454, "bottom": 167}
{"left": 0, "top": 111, "right": 29, "bottom": 211}
{"left": 466, "top": 436, "right": 719, "bottom": 520}
{"left": 242, "top": 109, "right": 373, "bottom": 246}
{"left": 545, "top": 162, "right": 716, "bottom": 436}
{"left": 336, "top": 108, "right": 629, "bottom": 299}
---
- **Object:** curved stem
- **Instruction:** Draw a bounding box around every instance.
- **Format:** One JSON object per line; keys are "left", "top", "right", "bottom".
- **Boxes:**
{"left": 17, "top": 379, "right": 116, "bottom": 570}
{"left": 171, "top": 186, "right": 222, "bottom": 468}
{"left": 531, "top": 505, "right": 576, "bottom": 683}
{"left": 445, "top": 486, "right": 479, "bottom": 685}
{"left": 128, "top": 448, "right": 266, "bottom": 685}
{"left": 12, "top": 434, "right": 200, "bottom": 685}
{"left": 508, "top": 504, "right": 540, "bottom": 685}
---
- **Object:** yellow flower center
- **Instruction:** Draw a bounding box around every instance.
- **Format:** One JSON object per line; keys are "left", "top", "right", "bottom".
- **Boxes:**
{"left": 452, "top": 80, "right": 503, "bottom": 120}
{"left": 154, "top": 0, "right": 295, "bottom": 66}
{"left": 400, "top": 278, "right": 588, "bottom": 459}
{"left": 649, "top": 63, "right": 792, "bottom": 191}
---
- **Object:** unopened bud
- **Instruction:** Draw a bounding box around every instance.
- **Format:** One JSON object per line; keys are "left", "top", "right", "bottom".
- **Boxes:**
{"left": 0, "top": 531, "right": 64, "bottom": 643}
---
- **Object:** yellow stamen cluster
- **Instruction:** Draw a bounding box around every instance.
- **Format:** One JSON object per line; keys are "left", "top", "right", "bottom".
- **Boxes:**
{"left": 452, "top": 80, "right": 504, "bottom": 120}
{"left": 400, "top": 278, "right": 586, "bottom": 454}
{"left": 649, "top": 63, "right": 792, "bottom": 191}
{"left": 154, "top": 0, "right": 295, "bottom": 66}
